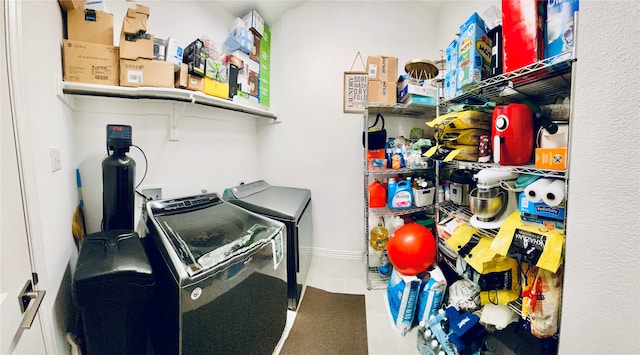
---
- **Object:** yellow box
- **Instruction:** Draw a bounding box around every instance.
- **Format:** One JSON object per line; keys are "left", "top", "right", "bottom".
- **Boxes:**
{"left": 203, "top": 77, "right": 230, "bottom": 99}
{"left": 535, "top": 147, "right": 568, "bottom": 170}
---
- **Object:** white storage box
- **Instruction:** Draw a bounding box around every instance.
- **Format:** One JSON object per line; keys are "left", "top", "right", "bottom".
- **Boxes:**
{"left": 413, "top": 187, "right": 435, "bottom": 207}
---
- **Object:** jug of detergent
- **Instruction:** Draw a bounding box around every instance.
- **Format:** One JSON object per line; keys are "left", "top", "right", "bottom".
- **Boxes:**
{"left": 368, "top": 179, "right": 386, "bottom": 208}
{"left": 388, "top": 179, "right": 413, "bottom": 210}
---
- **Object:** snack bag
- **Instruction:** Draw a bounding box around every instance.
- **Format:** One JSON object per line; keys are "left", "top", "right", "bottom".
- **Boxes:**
{"left": 522, "top": 266, "right": 562, "bottom": 338}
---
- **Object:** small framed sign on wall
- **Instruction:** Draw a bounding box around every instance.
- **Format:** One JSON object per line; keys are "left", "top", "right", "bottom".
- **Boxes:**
{"left": 343, "top": 52, "right": 367, "bottom": 113}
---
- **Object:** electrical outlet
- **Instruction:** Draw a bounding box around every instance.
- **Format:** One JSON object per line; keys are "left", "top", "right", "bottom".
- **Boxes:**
{"left": 141, "top": 187, "right": 162, "bottom": 201}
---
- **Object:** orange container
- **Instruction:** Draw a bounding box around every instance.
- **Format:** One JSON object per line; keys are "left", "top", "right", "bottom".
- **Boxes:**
{"left": 368, "top": 179, "right": 387, "bottom": 208}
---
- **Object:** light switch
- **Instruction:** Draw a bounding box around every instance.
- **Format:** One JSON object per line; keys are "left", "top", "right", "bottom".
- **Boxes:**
{"left": 49, "top": 147, "right": 61, "bottom": 172}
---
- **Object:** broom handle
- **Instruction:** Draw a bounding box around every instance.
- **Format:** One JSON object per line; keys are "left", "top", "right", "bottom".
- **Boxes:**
{"left": 76, "top": 169, "right": 87, "bottom": 233}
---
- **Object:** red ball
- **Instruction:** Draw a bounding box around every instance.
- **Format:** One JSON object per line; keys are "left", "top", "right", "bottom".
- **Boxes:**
{"left": 387, "top": 223, "right": 436, "bottom": 275}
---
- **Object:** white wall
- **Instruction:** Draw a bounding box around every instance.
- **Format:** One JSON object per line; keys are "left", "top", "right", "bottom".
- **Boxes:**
{"left": 559, "top": 1, "right": 640, "bottom": 353}
{"left": 12, "top": 0, "right": 640, "bottom": 353}
{"left": 71, "top": 1, "right": 257, "bottom": 233}
{"left": 261, "top": 1, "right": 444, "bottom": 255}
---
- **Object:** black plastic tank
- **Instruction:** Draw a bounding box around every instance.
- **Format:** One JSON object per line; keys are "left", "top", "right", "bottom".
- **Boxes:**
{"left": 102, "top": 153, "right": 135, "bottom": 230}
{"left": 73, "top": 230, "right": 154, "bottom": 355}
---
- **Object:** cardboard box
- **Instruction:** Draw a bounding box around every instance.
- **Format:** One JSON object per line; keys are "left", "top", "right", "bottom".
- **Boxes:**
{"left": 153, "top": 38, "right": 166, "bottom": 61}
{"left": 367, "top": 80, "right": 395, "bottom": 105}
{"left": 397, "top": 80, "right": 438, "bottom": 103}
{"left": 205, "top": 58, "right": 227, "bottom": 82}
{"left": 259, "top": 26, "right": 270, "bottom": 107}
{"left": 520, "top": 213, "right": 565, "bottom": 231}
{"left": 120, "top": 31, "right": 153, "bottom": 60}
{"left": 58, "top": 0, "right": 83, "bottom": 12}
{"left": 203, "top": 77, "right": 230, "bottom": 99}
{"left": 183, "top": 39, "right": 206, "bottom": 77}
{"left": 227, "top": 50, "right": 259, "bottom": 97}
{"left": 544, "top": 0, "right": 579, "bottom": 60}
{"left": 502, "top": 0, "right": 545, "bottom": 72}
{"left": 165, "top": 37, "right": 183, "bottom": 71}
{"left": 62, "top": 40, "right": 119, "bottom": 85}
{"left": 227, "top": 63, "right": 239, "bottom": 98}
{"left": 458, "top": 12, "right": 492, "bottom": 89}
{"left": 123, "top": 4, "right": 149, "bottom": 35}
{"left": 67, "top": 9, "right": 113, "bottom": 46}
{"left": 445, "top": 38, "right": 459, "bottom": 73}
{"left": 119, "top": 58, "right": 173, "bottom": 88}
{"left": 444, "top": 69, "right": 459, "bottom": 99}
{"left": 84, "top": 0, "right": 107, "bottom": 11}
{"left": 518, "top": 192, "right": 566, "bottom": 220}
{"left": 243, "top": 10, "right": 264, "bottom": 37}
{"left": 535, "top": 147, "right": 568, "bottom": 170}
{"left": 402, "top": 94, "right": 437, "bottom": 106}
{"left": 250, "top": 30, "right": 260, "bottom": 63}
{"left": 186, "top": 75, "right": 204, "bottom": 92}
{"left": 366, "top": 55, "right": 398, "bottom": 82}
{"left": 175, "top": 63, "right": 188, "bottom": 88}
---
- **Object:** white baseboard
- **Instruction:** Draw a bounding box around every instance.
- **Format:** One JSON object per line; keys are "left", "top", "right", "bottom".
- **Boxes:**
{"left": 299, "top": 246, "right": 363, "bottom": 260}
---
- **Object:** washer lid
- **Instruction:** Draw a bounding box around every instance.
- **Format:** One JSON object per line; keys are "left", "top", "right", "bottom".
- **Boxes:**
{"left": 224, "top": 180, "right": 311, "bottom": 221}
{"left": 147, "top": 193, "right": 283, "bottom": 276}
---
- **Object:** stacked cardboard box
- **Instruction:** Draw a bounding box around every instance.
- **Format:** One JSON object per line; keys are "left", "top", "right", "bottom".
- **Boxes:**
{"left": 118, "top": 3, "right": 173, "bottom": 88}
{"left": 367, "top": 55, "right": 398, "bottom": 105}
{"left": 62, "top": 4, "right": 119, "bottom": 86}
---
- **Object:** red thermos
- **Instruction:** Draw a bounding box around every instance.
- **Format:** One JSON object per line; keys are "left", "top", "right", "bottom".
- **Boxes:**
{"left": 492, "top": 104, "right": 534, "bottom": 166}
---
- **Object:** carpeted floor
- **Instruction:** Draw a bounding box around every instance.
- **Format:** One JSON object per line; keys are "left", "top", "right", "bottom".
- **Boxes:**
{"left": 280, "top": 286, "right": 368, "bottom": 355}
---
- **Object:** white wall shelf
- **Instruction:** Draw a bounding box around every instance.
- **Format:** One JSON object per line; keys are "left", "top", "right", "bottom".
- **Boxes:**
{"left": 60, "top": 82, "right": 277, "bottom": 140}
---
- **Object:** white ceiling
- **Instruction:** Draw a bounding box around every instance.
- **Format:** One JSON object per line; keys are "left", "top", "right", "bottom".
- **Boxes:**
{"left": 212, "top": 1, "right": 307, "bottom": 26}
{"left": 213, "top": 0, "right": 446, "bottom": 28}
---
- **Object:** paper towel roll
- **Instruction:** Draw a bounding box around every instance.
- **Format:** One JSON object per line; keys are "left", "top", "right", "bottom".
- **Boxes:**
{"left": 542, "top": 179, "right": 565, "bottom": 207}
{"left": 524, "top": 178, "right": 553, "bottom": 203}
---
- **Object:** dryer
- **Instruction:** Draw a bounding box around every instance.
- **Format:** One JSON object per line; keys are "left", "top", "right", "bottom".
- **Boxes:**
{"left": 223, "top": 180, "right": 312, "bottom": 311}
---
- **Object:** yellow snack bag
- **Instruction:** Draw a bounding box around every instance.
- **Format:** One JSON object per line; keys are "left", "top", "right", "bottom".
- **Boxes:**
{"left": 491, "top": 211, "right": 565, "bottom": 273}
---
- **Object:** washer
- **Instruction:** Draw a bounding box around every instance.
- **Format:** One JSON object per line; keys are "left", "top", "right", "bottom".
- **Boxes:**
{"left": 143, "top": 193, "right": 287, "bottom": 355}
{"left": 223, "top": 180, "right": 312, "bottom": 311}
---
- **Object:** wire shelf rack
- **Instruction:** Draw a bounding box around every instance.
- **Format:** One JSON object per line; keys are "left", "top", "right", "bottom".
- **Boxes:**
{"left": 443, "top": 53, "right": 575, "bottom": 106}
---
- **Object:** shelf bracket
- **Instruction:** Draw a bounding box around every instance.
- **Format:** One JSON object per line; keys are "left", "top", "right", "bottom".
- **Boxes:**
{"left": 169, "top": 102, "right": 186, "bottom": 141}
{"left": 55, "top": 78, "right": 76, "bottom": 111}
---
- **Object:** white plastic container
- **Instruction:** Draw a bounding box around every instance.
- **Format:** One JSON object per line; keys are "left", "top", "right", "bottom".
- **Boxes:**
{"left": 413, "top": 187, "right": 435, "bottom": 207}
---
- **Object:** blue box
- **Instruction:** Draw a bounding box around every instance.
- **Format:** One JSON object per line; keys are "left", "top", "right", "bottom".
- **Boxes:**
{"left": 444, "top": 70, "right": 459, "bottom": 99}
{"left": 445, "top": 38, "right": 459, "bottom": 73}
{"left": 518, "top": 192, "right": 565, "bottom": 220}
{"left": 403, "top": 94, "right": 437, "bottom": 106}
{"left": 545, "top": 0, "right": 579, "bottom": 60}
{"left": 457, "top": 13, "right": 492, "bottom": 89}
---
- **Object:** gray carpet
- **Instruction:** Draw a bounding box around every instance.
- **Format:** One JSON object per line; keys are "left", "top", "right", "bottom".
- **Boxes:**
{"left": 280, "top": 286, "right": 368, "bottom": 355}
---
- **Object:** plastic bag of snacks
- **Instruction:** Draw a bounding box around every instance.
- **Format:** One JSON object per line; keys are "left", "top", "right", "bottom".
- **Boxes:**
{"left": 522, "top": 266, "right": 562, "bottom": 338}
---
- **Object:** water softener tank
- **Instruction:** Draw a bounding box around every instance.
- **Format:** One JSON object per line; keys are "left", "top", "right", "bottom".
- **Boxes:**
{"left": 103, "top": 124, "right": 135, "bottom": 231}
{"left": 103, "top": 153, "right": 135, "bottom": 230}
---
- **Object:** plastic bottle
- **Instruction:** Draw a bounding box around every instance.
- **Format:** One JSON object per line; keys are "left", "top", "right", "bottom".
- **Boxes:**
{"left": 387, "top": 178, "right": 396, "bottom": 208}
{"left": 390, "top": 216, "right": 405, "bottom": 234}
{"left": 369, "top": 217, "right": 389, "bottom": 251}
{"left": 368, "top": 179, "right": 386, "bottom": 208}
{"left": 389, "top": 179, "right": 413, "bottom": 209}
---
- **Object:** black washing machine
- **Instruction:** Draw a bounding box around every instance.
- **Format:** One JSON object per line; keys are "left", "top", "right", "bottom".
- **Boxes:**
{"left": 223, "top": 180, "right": 312, "bottom": 311}
{"left": 142, "top": 193, "right": 287, "bottom": 355}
